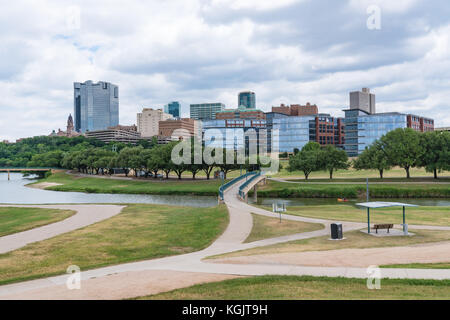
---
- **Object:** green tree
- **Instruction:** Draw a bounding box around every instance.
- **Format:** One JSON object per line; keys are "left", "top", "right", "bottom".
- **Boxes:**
{"left": 419, "top": 131, "right": 450, "bottom": 179}
{"left": 379, "top": 128, "right": 424, "bottom": 179}
{"left": 287, "top": 142, "right": 322, "bottom": 180}
{"left": 320, "top": 145, "right": 349, "bottom": 179}
{"left": 353, "top": 141, "right": 391, "bottom": 179}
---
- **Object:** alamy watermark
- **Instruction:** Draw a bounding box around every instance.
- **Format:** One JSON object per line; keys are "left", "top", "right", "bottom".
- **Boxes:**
{"left": 170, "top": 128, "right": 280, "bottom": 174}
{"left": 367, "top": 5, "right": 381, "bottom": 30}
{"left": 366, "top": 265, "right": 381, "bottom": 290}
{"left": 66, "top": 265, "right": 81, "bottom": 290}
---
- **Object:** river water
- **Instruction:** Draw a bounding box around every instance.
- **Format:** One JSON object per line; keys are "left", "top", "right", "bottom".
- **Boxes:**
{"left": 0, "top": 173, "right": 218, "bottom": 207}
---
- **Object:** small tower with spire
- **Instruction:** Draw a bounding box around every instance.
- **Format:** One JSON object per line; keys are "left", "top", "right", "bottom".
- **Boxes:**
{"left": 67, "top": 114, "right": 74, "bottom": 136}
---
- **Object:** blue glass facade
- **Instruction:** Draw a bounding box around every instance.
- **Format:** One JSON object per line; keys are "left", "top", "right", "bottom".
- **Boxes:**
{"left": 344, "top": 110, "right": 407, "bottom": 156}
{"left": 238, "top": 91, "right": 256, "bottom": 109}
{"left": 164, "top": 101, "right": 180, "bottom": 118}
{"left": 74, "top": 81, "right": 119, "bottom": 133}
{"left": 271, "top": 116, "right": 315, "bottom": 152}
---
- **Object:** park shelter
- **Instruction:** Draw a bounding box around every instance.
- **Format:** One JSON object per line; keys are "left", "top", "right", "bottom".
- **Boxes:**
{"left": 355, "top": 202, "right": 419, "bottom": 234}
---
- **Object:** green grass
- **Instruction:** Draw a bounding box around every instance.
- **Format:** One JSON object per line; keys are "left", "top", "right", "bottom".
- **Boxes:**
{"left": 244, "top": 214, "right": 323, "bottom": 243}
{"left": 273, "top": 163, "right": 450, "bottom": 180}
{"left": 210, "top": 229, "right": 450, "bottom": 259}
{"left": 0, "top": 207, "right": 75, "bottom": 237}
{"left": 257, "top": 180, "right": 450, "bottom": 199}
{"left": 258, "top": 204, "right": 450, "bottom": 226}
{"left": 382, "top": 262, "right": 450, "bottom": 269}
{"left": 139, "top": 275, "right": 450, "bottom": 300}
{"left": 35, "top": 172, "right": 224, "bottom": 196}
{"left": 0, "top": 204, "right": 228, "bottom": 286}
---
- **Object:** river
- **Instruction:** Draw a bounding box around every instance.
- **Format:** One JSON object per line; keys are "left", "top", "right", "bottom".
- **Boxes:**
{"left": 0, "top": 173, "right": 218, "bottom": 207}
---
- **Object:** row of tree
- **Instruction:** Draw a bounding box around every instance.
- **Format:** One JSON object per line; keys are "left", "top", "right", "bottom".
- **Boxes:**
{"left": 288, "top": 128, "right": 450, "bottom": 179}
{"left": 354, "top": 129, "right": 450, "bottom": 179}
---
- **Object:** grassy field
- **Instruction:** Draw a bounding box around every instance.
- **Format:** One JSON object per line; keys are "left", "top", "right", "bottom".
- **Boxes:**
{"left": 255, "top": 204, "right": 450, "bottom": 226}
{"left": 273, "top": 162, "right": 450, "bottom": 180}
{"left": 139, "top": 275, "right": 450, "bottom": 300}
{"left": 35, "top": 172, "right": 224, "bottom": 196}
{"left": 210, "top": 229, "right": 450, "bottom": 259}
{"left": 244, "top": 214, "right": 323, "bottom": 243}
{"left": 257, "top": 179, "right": 450, "bottom": 199}
{"left": 0, "top": 204, "right": 228, "bottom": 285}
{"left": 382, "top": 262, "right": 450, "bottom": 269}
{"left": 0, "top": 207, "right": 74, "bottom": 237}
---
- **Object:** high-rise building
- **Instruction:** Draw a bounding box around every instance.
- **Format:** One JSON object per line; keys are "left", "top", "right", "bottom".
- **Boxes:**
{"left": 349, "top": 88, "right": 376, "bottom": 114}
{"left": 74, "top": 81, "right": 119, "bottom": 132}
{"left": 137, "top": 108, "right": 173, "bottom": 138}
{"left": 190, "top": 103, "right": 225, "bottom": 121}
{"left": 215, "top": 106, "right": 266, "bottom": 120}
{"left": 272, "top": 103, "right": 318, "bottom": 116}
{"left": 238, "top": 91, "right": 256, "bottom": 109}
{"left": 164, "top": 101, "right": 180, "bottom": 118}
{"left": 159, "top": 118, "right": 200, "bottom": 141}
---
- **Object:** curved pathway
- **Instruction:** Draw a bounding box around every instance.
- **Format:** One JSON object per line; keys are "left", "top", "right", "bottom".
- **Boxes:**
{"left": 0, "top": 178, "right": 449, "bottom": 299}
{"left": 0, "top": 204, "right": 125, "bottom": 254}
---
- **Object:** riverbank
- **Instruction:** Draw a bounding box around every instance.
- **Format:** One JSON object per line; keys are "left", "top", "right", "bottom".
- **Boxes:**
{"left": 31, "top": 172, "right": 223, "bottom": 196}
{"left": 256, "top": 179, "right": 450, "bottom": 199}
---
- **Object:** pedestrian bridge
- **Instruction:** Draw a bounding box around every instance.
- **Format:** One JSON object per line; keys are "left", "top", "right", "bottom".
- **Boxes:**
{"left": 0, "top": 168, "right": 54, "bottom": 180}
{"left": 237, "top": 173, "right": 266, "bottom": 203}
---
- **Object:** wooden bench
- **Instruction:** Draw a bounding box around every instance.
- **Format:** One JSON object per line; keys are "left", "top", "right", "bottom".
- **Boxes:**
{"left": 373, "top": 224, "right": 394, "bottom": 233}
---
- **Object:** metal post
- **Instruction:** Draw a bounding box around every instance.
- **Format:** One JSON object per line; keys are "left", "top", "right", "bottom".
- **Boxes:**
{"left": 403, "top": 206, "right": 406, "bottom": 232}
{"left": 366, "top": 178, "right": 369, "bottom": 202}
{"left": 7, "top": 169, "right": 10, "bottom": 181}
{"left": 367, "top": 208, "right": 370, "bottom": 234}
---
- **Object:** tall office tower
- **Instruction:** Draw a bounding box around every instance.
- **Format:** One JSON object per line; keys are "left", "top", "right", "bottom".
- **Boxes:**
{"left": 164, "top": 101, "right": 180, "bottom": 118}
{"left": 190, "top": 103, "right": 225, "bottom": 121}
{"left": 74, "top": 81, "right": 119, "bottom": 132}
{"left": 349, "top": 88, "right": 376, "bottom": 114}
{"left": 137, "top": 108, "right": 173, "bottom": 137}
{"left": 238, "top": 91, "right": 256, "bottom": 109}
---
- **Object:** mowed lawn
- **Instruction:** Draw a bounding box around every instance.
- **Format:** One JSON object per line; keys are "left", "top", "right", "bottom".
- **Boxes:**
{"left": 273, "top": 162, "right": 450, "bottom": 180}
{"left": 140, "top": 275, "right": 450, "bottom": 300}
{"left": 260, "top": 205, "right": 450, "bottom": 226}
{"left": 0, "top": 207, "right": 75, "bottom": 237}
{"left": 244, "top": 214, "right": 323, "bottom": 243}
{"left": 0, "top": 204, "right": 228, "bottom": 285}
{"left": 211, "top": 229, "right": 450, "bottom": 259}
{"left": 36, "top": 172, "right": 223, "bottom": 195}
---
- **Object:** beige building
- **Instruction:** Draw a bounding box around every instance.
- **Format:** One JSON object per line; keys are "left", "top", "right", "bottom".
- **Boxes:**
{"left": 137, "top": 108, "right": 173, "bottom": 138}
{"left": 159, "top": 118, "right": 200, "bottom": 141}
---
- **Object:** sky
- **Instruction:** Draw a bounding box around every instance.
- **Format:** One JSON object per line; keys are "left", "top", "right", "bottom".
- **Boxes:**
{"left": 1, "top": 0, "right": 450, "bottom": 141}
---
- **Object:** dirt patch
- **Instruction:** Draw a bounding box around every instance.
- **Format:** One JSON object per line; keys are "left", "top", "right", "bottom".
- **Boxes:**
{"left": 27, "top": 182, "right": 63, "bottom": 190}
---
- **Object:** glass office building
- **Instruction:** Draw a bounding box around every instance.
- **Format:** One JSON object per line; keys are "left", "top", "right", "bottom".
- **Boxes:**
{"left": 238, "top": 91, "right": 256, "bottom": 109}
{"left": 344, "top": 110, "right": 407, "bottom": 156}
{"left": 271, "top": 116, "right": 315, "bottom": 152}
{"left": 190, "top": 103, "right": 225, "bottom": 121}
{"left": 74, "top": 81, "right": 119, "bottom": 133}
{"left": 164, "top": 101, "right": 180, "bottom": 118}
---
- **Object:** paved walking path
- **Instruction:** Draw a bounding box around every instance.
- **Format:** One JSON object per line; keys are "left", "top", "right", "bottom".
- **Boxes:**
{"left": 0, "top": 204, "right": 125, "bottom": 254}
{"left": 0, "top": 178, "right": 449, "bottom": 299}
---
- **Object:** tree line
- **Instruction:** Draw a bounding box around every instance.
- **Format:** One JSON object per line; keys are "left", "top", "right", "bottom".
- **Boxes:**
{"left": 288, "top": 128, "right": 450, "bottom": 179}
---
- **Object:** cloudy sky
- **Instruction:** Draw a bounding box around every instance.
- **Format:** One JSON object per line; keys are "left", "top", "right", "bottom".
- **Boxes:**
{"left": 1, "top": 0, "right": 450, "bottom": 141}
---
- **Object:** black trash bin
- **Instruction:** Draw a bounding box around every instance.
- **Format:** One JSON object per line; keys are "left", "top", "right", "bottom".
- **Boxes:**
{"left": 331, "top": 223, "right": 343, "bottom": 240}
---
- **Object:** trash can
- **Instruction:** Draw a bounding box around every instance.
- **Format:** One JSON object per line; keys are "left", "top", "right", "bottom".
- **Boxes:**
{"left": 331, "top": 223, "right": 343, "bottom": 240}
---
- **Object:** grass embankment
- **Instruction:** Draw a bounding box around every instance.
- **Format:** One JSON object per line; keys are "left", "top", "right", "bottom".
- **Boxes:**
{"left": 35, "top": 172, "right": 223, "bottom": 196}
{"left": 244, "top": 214, "right": 323, "bottom": 243}
{"left": 0, "top": 207, "right": 75, "bottom": 237}
{"left": 257, "top": 180, "right": 450, "bottom": 199}
{"left": 256, "top": 204, "right": 450, "bottom": 226}
{"left": 382, "top": 262, "right": 450, "bottom": 269}
{"left": 273, "top": 163, "right": 450, "bottom": 180}
{"left": 211, "top": 229, "right": 450, "bottom": 259}
{"left": 140, "top": 275, "right": 450, "bottom": 300}
{"left": 0, "top": 204, "right": 228, "bottom": 286}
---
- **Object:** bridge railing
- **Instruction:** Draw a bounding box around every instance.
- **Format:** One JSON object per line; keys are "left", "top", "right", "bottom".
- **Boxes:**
{"left": 218, "top": 171, "right": 259, "bottom": 201}
{"left": 238, "top": 171, "right": 262, "bottom": 198}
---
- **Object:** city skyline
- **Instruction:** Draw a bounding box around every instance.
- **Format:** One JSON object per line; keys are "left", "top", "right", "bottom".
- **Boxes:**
{"left": 1, "top": 0, "right": 450, "bottom": 141}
